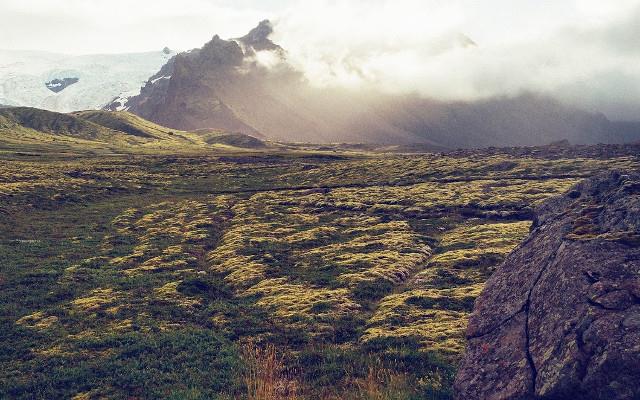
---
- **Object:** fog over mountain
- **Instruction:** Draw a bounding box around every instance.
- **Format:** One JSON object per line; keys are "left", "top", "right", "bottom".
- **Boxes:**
{"left": 2, "top": 0, "right": 640, "bottom": 122}
{"left": 106, "top": 20, "right": 639, "bottom": 148}
{"left": 272, "top": 1, "right": 640, "bottom": 121}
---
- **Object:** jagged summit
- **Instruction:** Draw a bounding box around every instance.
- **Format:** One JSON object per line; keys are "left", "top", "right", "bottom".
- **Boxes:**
{"left": 195, "top": 35, "right": 244, "bottom": 66}
{"left": 237, "top": 20, "right": 281, "bottom": 52}
{"left": 103, "top": 21, "right": 290, "bottom": 134}
{"left": 244, "top": 19, "right": 273, "bottom": 42}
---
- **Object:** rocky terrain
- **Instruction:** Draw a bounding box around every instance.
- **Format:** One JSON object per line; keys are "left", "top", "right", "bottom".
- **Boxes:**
{"left": 1, "top": 108, "right": 639, "bottom": 398}
{"left": 110, "top": 21, "right": 640, "bottom": 148}
{"left": 2, "top": 2, "right": 640, "bottom": 397}
{"left": 455, "top": 171, "right": 640, "bottom": 399}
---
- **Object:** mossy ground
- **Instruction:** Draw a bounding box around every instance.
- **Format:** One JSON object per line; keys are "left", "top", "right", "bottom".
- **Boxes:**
{"left": 1, "top": 145, "right": 638, "bottom": 399}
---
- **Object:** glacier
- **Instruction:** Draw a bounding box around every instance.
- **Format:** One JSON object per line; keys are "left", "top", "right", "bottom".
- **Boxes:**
{"left": 0, "top": 49, "right": 174, "bottom": 112}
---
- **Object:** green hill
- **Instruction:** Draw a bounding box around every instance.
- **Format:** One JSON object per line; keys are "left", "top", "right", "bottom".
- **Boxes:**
{"left": 0, "top": 107, "right": 267, "bottom": 154}
{"left": 0, "top": 107, "right": 108, "bottom": 139}
{"left": 72, "top": 110, "right": 172, "bottom": 139}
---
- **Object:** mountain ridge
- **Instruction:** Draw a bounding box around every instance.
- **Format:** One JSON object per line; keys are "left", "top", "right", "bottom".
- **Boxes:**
{"left": 108, "top": 21, "right": 640, "bottom": 148}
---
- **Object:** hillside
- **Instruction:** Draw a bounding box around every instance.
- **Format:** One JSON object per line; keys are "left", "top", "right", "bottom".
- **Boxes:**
{"left": 0, "top": 107, "right": 267, "bottom": 154}
{"left": 111, "top": 21, "right": 640, "bottom": 148}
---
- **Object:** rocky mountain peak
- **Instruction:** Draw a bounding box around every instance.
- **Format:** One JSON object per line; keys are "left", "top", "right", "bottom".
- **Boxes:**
{"left": 242, "top": 20, "right": 273, "bottom": 43}
{"left": 237, "top": 19, "right": 281, "bottom": 53}
{"left": 454, "top": 170, "right": 640, "bottom": 399}
{"left": 197, "top": 34, "right": 244, "bottom": 67}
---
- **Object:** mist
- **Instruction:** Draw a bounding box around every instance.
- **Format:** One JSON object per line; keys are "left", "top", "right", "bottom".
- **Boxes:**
{"left": 272, "top": 0, "right": 640, "bottom": 121}
{"left": 1, "top": 0, "right": 639, "bottom": 120}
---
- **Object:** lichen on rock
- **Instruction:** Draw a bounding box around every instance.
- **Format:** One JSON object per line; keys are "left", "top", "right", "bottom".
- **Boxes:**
{"left": 454, "top": 170, "right": 640, "bottom": 400}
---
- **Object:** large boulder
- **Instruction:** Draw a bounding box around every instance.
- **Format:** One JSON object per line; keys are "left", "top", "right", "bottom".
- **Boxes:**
{"left": 454, "top": 170, "right": 640, "bottom": 400}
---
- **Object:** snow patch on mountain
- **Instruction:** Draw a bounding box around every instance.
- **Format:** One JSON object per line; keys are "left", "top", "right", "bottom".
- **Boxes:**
{"left": 150, "top": 75, "right": 171, "bottom": 85}
{"left": 108, "top": 89, "right": 142, "bottom": 112}
{"left": 0, "top": 49, "right": 175, "bottom": 112}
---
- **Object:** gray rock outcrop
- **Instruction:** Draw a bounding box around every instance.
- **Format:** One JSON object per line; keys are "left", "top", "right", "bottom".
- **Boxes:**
{"left": 454, "top": 170, "right": 640, "bottom": 399}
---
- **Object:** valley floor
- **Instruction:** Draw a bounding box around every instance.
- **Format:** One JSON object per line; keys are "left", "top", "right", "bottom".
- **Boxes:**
{"left": 1, "top": 145, "right": 638, "bottom": 399}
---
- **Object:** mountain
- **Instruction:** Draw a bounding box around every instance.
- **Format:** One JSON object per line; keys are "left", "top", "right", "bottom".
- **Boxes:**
{"left": 110, "top": 21, "right": 640, "bottom": 148}
{"left": 610, "top": 120, "right": 640, "bottom": 144}
{"left": 0, "top": 107, "right": 265, "bottom": 153}
{"left": 0, "top": 49, "right": 174, "bottom": 113}
{"left": 372, "top": 93, "right": 633, "bottom": 148}
{"left": 454, "top": 170, "right": 640, "bottom": 399}
{"left": 105, "top": 20, "right": 284, "bottom": 138}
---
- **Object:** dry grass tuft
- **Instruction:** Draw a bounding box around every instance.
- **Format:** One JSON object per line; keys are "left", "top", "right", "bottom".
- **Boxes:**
{"left": 242, "top": 341, "right": 301, "bottom": 400}
{"left": 355, "top": 363, "right": 411, "bottom": 400}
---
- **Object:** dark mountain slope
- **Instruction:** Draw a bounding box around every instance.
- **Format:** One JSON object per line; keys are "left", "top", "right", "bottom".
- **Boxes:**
{"left": 610, "top": 120, "right": 640, "bottom": 143}
{"left": 374, "top": 93, "right": 626, "bottom": 148}
{"left": 110, "top": 21, "right": 640, "bottom": 148}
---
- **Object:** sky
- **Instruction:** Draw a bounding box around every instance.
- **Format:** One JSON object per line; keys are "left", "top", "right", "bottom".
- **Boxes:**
{"left": 1, "top": 0, "right": 639, "bottom": 120}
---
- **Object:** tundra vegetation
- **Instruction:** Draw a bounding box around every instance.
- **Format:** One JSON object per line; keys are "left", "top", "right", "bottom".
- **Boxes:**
{"left": 1, "top": 109, "right": 638, "bottom": 399}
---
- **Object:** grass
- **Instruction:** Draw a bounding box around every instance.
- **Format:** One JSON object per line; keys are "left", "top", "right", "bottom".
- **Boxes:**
{"left": 242, "top": 342, "right": 300, "bottom": 400}
{"left": 1, "top": 119, "right": 638, "bottom": 398}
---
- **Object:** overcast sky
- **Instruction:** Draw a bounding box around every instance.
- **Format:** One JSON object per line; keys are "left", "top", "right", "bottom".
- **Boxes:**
{"left": 1, "top": 0, "right": 639, "bottom": 119}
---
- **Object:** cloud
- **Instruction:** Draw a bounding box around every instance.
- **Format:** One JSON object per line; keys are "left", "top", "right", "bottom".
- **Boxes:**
{"left": 271, "top": 0, "right": 640, "bottom": 120}
{"left": 1, "top": 0, "right": 639, "bottom": 119}
{"left": 0, "top": 0, "right": 271, "bottom": 54}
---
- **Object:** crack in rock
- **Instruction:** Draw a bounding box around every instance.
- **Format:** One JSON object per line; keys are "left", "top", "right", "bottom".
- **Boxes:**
{"left": 454, "top": 170, "right": 640, "bottom": 400}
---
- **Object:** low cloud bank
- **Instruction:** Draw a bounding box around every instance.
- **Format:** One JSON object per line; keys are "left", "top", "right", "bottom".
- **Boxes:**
{"left": 1, "top": 0, "right": 639, "bottom": 120}
{"left": 272, "top": 0, "right": 640, "bottom": 120}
